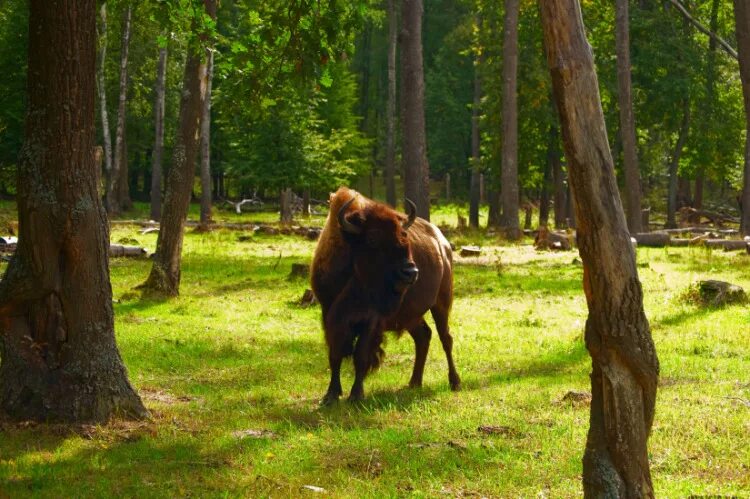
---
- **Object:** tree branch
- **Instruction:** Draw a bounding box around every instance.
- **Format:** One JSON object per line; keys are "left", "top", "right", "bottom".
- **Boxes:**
{"left": 668, "top": 0, "right": 738, "bottom": 60}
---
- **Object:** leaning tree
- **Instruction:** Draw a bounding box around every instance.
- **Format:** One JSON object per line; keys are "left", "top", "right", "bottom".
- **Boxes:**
{"left": 539, "top": 0, "right": 660, "bottom": 496}
{"left": 0, "top": 0, "right": 146, "bottom": 422}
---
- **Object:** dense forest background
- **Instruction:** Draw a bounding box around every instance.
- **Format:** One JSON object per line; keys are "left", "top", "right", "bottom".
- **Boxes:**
{"left": 0, "top": 0, "right": 745, "bottom": 226}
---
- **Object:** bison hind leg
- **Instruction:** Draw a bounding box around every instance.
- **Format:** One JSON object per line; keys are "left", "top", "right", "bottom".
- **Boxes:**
{"left": 430, "top": 305, "right": 461, "bottom": 391}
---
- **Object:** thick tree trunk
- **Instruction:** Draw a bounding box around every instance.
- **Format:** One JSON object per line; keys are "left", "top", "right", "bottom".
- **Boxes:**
{"left": 470, "top": 38, "right": 482, "bottom": 229}
{"left": 666, "top": 99, "right": 690, "bottom": 229}
{"left": 385, "top": 0, "right": 398, "bottom": 208}
{"left": 141, "top": 1, "right": 214, "bottom": 296}
{"left": 540, "top": 1, "right": 659, "bottom": 496}
{"left": 199, "top": 49, "right": 214, "bottom": 227}
{"left": 400, "top": 0, "right": 430, "bottom": 220}
{"left": 0, "top": 0, "right": 146, "bottom": 422}
{"left": 677, "top": 175, "right": 692, "bottom": 208}
{"left": 487, "top": 187, "right": 501, "bottom": 227}
{"left": 733, "top": 0, "right": 750, "bottom": 236}
{"left": 302, "top": 188, "right": 311, "bottom": 216}
{"left": 499, "top": 0, "right": 521, "bottom": 239}
{"left": 107, "top": 5, "right": 132, "bottom": 215}
{"left": 615, "top": 0, "right": 643, "bottom": 233}
{"left": 96, "top": 3, "right": 113, "bottom": 188}
{"left": 150, "top": 43, "right": 168, "bottom": 222}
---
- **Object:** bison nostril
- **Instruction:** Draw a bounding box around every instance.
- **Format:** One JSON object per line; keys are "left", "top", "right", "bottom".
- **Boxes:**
{"left": 398, "top": 266, "right": 419, "bottom": 284}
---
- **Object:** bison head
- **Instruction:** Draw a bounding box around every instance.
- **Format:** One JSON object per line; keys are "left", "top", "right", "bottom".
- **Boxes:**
{"left": 338, "top": 197, "right": 419, "bottom": 315}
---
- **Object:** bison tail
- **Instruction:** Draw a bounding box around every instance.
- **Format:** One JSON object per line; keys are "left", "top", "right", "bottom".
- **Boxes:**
{"left": 366, "top": 328, "right": 386, "bottom": 373}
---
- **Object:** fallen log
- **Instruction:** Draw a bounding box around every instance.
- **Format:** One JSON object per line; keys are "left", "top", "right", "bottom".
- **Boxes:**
{"left": 109, "top": 245, "right": 147, "bottom": 258}
{"left": 460, "top": 246, "right": 482, "bottom": 257}
{"left": 631, "top": 232, "right": 671, "bottom": 247}
{"left": 670, "top": 238, "right": 690, "bottom": 247}
{"left": 702, "top": 239, "right": 749, "bottom": 251}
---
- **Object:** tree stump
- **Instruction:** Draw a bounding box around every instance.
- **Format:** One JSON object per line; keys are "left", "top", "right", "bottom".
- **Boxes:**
{"left": 460, "top": 246, "right": 482, "bottom": 257}
{"left": 289, "top": 263, "right": 310, "bottom": 279}
{"left": 534, "top": 226, "right": 572, "bottom": 251}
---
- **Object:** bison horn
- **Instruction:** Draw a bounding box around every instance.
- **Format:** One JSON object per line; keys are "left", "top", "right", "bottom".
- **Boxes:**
{"left": 403, "top": 198, "right": 417, "bottom": 230}
{"left": 338, "top": 197, "right": 363, "bottom": 235}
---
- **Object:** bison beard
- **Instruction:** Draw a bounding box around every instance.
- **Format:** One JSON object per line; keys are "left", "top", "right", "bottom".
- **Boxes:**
{"left": 312, "top": 187, "right": 461, "bottom": 403}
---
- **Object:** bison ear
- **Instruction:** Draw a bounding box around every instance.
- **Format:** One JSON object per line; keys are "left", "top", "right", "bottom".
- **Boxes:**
{"left": 344, "top": 211, "right": 366, "bottom": 231}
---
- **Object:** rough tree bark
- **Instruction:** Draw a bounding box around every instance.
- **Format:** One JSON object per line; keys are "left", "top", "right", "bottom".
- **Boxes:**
{"left": 107, "top": 5, "right": 132, "bottom": 215}
{"left": 733, "top": 0, "right": 750, "bottom": 236}
{"left": 150, "top": 42, "right": 168, "bottom": 222}
{"left": 615, "top": 0, "right": 643, "bottom": 233}
{"left": 140, "top": 0, "right": 214, "bottom": 296}
{"left": 199, "top": 48, "right": 215, "bottom": 228}
{"left": 280, "top": 187, "right": 293, "bottom": 224}
{"left": 499, "top": 0, "right": 521, "bottom": 239}
{"left": 470, "top": 32, "right": 482, "bottom": 229}
{"left": 552, "top": 131, "right": 567, "bottom": 229}
{"left": 696, "top": 0, "right": 720, "bottom": 211}
{"left": 0, "top": 0, "right": 147, "bottom": 422}
{"left": 96, "top": 3, "right": 113, "bottom": 187}
{"left": 385, "top": 0, "right": 398, "bottom": 208}
{"left": 400, "top": 0, "right": 430, "bottom": 220}
{"left": 539, "top": 1, "right": 659, "bottom": 496}
{"left": 666, "top": 99, "right": 690, "bottom": 229}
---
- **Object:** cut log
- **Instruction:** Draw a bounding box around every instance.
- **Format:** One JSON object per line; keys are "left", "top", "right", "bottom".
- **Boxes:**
{"left": 534, "top": 226, "right": 572, "bottom": 251}
{"left": 678, "top": 207, "right": 739, "bottom": 227}
{"left": 460, "top": 245, "right": 482, "bottom": 257}
{"left": 631, "top": 232, "right": 671, "bottom": 247}
{"left": 703, "top": 239, "right": 750, "bottom": 251}
{"left": 109, "top": 244, "right": 147, "bottom": 258}
{"left": 697, "top": 280, "right": 746, "bottom": 306}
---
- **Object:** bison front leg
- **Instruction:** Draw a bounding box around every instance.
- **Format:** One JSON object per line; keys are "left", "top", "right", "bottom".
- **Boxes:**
{"left": 321, "top": 350, "right": 344, "bottom": 406}
{"left": 408, "top": 321, "right": 432, "bottom": 388}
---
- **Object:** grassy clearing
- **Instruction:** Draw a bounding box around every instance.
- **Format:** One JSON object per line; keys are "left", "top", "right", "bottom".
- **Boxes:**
{"left": 0, "top": 204, "right": 749, "bottom": 498}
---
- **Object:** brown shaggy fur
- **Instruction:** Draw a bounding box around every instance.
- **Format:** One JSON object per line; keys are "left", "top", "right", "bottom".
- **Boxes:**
{"left": 311, "top": 187, "right": 461, "bottom": 403}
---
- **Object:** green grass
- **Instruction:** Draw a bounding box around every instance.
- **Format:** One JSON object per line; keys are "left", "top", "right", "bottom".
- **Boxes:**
{"left": 0, "top": 205, "right": 749, "bottom": 498}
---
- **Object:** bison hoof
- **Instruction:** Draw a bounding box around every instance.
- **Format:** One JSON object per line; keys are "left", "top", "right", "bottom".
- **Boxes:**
{"left": 450, "top": 381, "right": 462, "bottom": 392}
{"left": 320, "top": 393, "right": 340, "bottom": 406}
{"left": 348, "top": 392, "right": 365, "bottom": 403}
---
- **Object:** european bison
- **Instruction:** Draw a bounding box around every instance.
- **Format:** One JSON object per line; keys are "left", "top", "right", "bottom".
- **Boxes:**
{"left": 311, "top": 187, "right": 460, "bottom": 404}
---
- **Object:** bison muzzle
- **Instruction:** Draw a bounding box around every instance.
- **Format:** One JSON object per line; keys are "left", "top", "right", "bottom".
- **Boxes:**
{"left": 311, "top": 187, "right": 461, "bottom": 404}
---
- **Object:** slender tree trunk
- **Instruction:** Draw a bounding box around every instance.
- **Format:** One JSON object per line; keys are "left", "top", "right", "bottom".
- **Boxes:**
{"left": 677, "top": 175, "right": 692, "bottom": 208}
{"left": 96, "top": 3, "right": 113, "bottom": 189}
{"left": 553, "top": 142, "right": 567, "bottom": 229}
{"left": 199, "top": 49, "right": 214, "bottom": 227}
{"left": 141, "top": 1, "right": 214, "bottom": 296}
{"left": 385, "top": 0, "right": 398, "bottom": 207}
{"left": 0, "top": 0, "right": 146, "bottom": 422}
{"left": 117, "top": 133, "right": 132, "bottom": 210}
{"left": 487, "top": 187, "right": 500, "bottom": 227}
{"left": 539, "top": 123, "right": 556, "bottom": 228}
{"left": 107, "top": 5, "right": 132, "bottom": 215}
{"left": 499, "top": 0, "right": 521, "bottom": 238}
{"left": 696, "top": 0, "right": 720, "bottom": 211}
{"left": 302, "top": 188, "right": 311, "bottom": 216}
{"left": 400, "top": 0, "right": 430, "bottom": 220}
{"left": 470, "top": 35, "right": 482, "bottom": 229}
{"left": 150, "top": 43, "right": 168, "bottom": 221}
{"left": 666, "top": 99, "right": 690, "bottom": 229}
{"left": 540, "top": 1, "right": 659, "bottom": 495}
{"left": 733, "top": 0, "right": 750, "bottom": 236}
{"left": 615, "top": 0, "right": 643, "bottom": 233}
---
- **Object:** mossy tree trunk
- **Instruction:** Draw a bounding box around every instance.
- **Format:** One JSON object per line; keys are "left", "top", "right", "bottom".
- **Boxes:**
{"left": 141, "top": 0, "right": 215, "bottom": 296}
{"left": 400, "top": 0, "right": 430, "bottom": 220}
{"left": 615, "top": 0, "right": 643, "bottom": 233}
{"left": 0, "top": 0, "right": 147, "bottom": 423}
{"left": 733, "top": 0, "right": 750, "bottom": 236}
{"left": 540, "top": 1, "right": 660, "bottom": 496}
{"left": 150, "top": 43, "right": 168, "bottom": 222}
{"left": 499, "top": 0, "right": 521, "bottom": 239}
